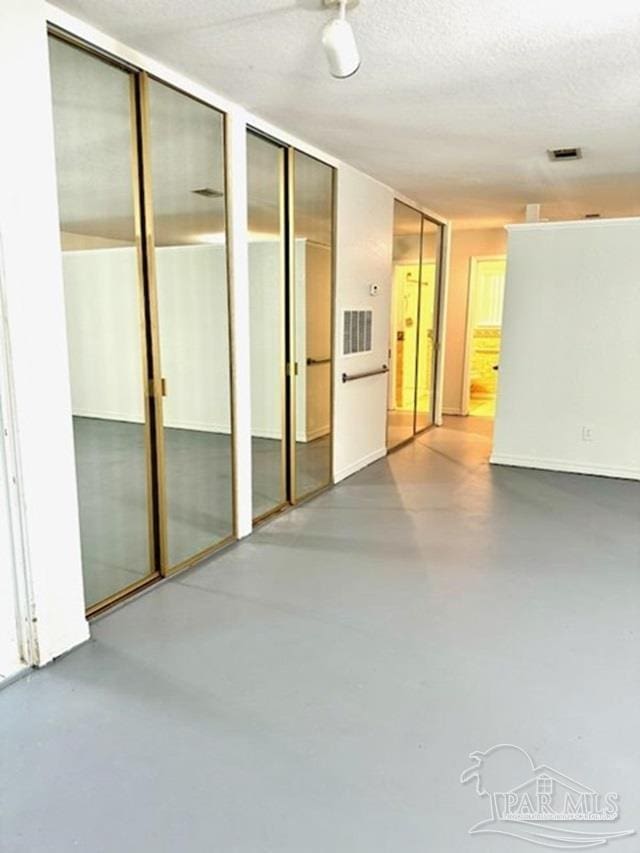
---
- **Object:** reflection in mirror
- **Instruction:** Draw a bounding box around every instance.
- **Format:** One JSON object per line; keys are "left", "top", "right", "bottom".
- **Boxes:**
{"left": 49, "top": 36, "right": 155, "bottom": 610}
{"left": 388, "top": 201, "right": 422, "bottom": 449}
{"left": 293, "top": 151, "right": 334, "bottom": 500}
{"left": 147, "top": 79, "right": 234, "bottom": 569}
{"left": 247, "top": 133, "right": 287, "bottom": 521}
{"left": 415, "top": 220, "right": 442, "bottom": 432}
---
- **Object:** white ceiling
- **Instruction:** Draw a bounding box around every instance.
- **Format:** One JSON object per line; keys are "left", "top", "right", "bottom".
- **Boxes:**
{"left": 52, "top": 0, "right": 640, "bottom": 227}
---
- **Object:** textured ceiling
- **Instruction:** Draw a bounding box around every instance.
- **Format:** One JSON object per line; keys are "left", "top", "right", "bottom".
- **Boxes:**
{"left": 52, "top": 0, "right": 640, "bottom": 227}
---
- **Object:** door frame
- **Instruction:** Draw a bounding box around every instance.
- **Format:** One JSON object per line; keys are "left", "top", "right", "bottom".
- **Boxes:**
{"left": 461, "top": 255, "right": 506, "bottom": 416}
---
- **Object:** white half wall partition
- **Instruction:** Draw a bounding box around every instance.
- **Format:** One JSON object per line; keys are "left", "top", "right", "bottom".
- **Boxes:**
{"left": 492, "top": 218, "right": 640, "bottom": 480}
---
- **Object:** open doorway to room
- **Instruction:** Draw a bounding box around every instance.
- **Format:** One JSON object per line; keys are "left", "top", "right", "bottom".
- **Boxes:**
{"left": 463, "top": 256, "right": 506, "bottom": 418}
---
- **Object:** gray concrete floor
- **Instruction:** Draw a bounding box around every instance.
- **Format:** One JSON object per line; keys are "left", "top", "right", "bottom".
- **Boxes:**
{"left": 2, "top": 416, "right": 640, "bottom": 852}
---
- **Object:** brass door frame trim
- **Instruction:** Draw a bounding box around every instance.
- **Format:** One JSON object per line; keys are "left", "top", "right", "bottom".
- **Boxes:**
{"left": 86, "top": 572, "right": 161, "bottom": 619}
{"left": 47, "top": 25, "right": 139, "bottom": 73}
{"left": 130, "top": 70, "right": 162, "bottom": 585}
{"left": 136, "top": 72, "right": 170, "bottom": 574}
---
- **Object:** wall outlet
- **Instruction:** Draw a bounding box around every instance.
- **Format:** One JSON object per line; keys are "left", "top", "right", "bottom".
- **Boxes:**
{"left": 369, "top": 283, "right": 379, "bottom": 296}
{"left": 581, "top": 426, "right": 594, "bottom": 442}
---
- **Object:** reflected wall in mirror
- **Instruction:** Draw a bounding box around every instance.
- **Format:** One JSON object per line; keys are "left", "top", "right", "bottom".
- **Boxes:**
{"left": 247, "top": 133, "right": 287, "bottom": 521}
{"left": 292, "top": 151, "right": 334, "bottom": 501}
{"left": 49, "top": 36, "right": 156, "bottom": 610}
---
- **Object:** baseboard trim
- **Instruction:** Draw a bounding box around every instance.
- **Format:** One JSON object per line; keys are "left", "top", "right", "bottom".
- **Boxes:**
{"left": 334, "top": 447, "right": 387, "bottom": 483}
{"left": 490, "top": 453, "right": 640, "bottom": 482}
{"left": 443, "top": 407, "right": 464, "bottom": 416}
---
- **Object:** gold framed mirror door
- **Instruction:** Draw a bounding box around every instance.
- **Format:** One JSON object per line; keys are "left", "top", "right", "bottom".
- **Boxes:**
{"left": 49, "top": 33, "right": 235, "bottom": 614}
{"left": 247, "top": 133, "right": 336, "bottom": 524}
{"left": 387, "top": 201, "right": 444, "bottom": 450}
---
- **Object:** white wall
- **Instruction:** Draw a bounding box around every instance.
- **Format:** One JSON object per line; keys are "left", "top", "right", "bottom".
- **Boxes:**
{"left": 333, "top": 166, "right": 394, "bottom": 481}
{"left": 492, "top": 218, "right": 640, "bottom": 480}
{"left": 0, "top": 402, "right": 22, "bottom": 679}
{"left": 0, "top": 0, "right": 89, "bottom": 666}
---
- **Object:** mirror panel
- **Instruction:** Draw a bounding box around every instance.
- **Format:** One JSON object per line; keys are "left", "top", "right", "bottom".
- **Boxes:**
{"left": 388, "top": 201, "right": 422, "bottom": 449}
{"left": 146, "top": 79, "right": 234, "bottom": 569}
{"left": 247, "top": 132, "right": 287, "bottom": 521}
{"left": 49, "top": 36, "right": 156, "bottom": 610}
{"left": 415, "top": 219, "right": 442, "bottom": 432}
{"left": 292, "top": 151, "right": 334, "bottom": 500}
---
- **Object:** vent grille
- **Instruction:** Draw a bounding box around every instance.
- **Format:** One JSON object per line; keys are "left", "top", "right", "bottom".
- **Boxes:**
{"left": 192, "top": 187, "right": 223, "bottom": 198}
{"left": 548, "top": 147, "right": 582, "bottom": 162}
{"left": 343, "top": 310, "right": 373, "bottom": 355}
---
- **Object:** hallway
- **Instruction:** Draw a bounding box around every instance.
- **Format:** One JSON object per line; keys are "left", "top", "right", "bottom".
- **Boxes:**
{"left": 2, "top": 417, "right": 639, "bottom": 852}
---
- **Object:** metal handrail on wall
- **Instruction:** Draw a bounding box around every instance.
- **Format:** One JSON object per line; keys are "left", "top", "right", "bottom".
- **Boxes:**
{"left": 342, "top": 365, "right": 388, "bottom": 383}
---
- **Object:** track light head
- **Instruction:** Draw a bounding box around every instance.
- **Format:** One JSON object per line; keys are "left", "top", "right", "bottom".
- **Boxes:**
{"left": 322, "top": 0, "right": 361, "bottom": 79}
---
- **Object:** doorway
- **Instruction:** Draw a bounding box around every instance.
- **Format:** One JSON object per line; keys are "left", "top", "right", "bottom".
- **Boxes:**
{"left": 247, "top": 132, "right": 335, "bottom": 525}
{"left": 463, "top": 256, "right": 506, "bottom": 418}
{"left": 387, "top": 201, "right": 444, "bottom": 449}
{"left": 49, "top": 34, "right": 235, "bottom": 613}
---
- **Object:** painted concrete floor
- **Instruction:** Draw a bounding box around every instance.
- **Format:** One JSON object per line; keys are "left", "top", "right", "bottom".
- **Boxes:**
{"left": 2, "top": 417, "right": 640, "bottom": 852}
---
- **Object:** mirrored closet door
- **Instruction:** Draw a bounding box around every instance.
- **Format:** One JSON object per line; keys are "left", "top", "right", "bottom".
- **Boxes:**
{"left": 49, "top": 34, "right": 235, "bottom": 613}
{"left": 247, "top": 132, "right": 336, "bottom": 523}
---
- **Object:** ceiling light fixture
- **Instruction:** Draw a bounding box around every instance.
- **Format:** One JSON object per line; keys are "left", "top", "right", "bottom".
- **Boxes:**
{"left": 322, "top": 0, "right": 360, "bottom": 79}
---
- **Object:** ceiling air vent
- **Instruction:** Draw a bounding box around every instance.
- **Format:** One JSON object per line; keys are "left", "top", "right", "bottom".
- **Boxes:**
{"left": 548, "top": 147, "right": 582, "bottom": 162}
{"left": 192, "top": 187, "right": 223, "bottom": 198}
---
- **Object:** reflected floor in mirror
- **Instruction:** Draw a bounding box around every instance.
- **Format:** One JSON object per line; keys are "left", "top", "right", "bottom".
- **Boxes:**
{"left": 73, "top": 417, "right": 234, "bottom": 606}
{"left": 296, "top": 434, "right": 331, "bottom": 499}
{"left": 387, "top": 409, "right": 415, "bottom": 448}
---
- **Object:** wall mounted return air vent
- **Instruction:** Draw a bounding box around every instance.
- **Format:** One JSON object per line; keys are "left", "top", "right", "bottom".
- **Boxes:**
{"left": 343, "top": 309, "right": 373, "bottom": 355}
{"left": 192, "top": 187, "right": 224, "bottom": 198}
{"left": 548, "top": 147, "right": 582, "bottom": 162}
